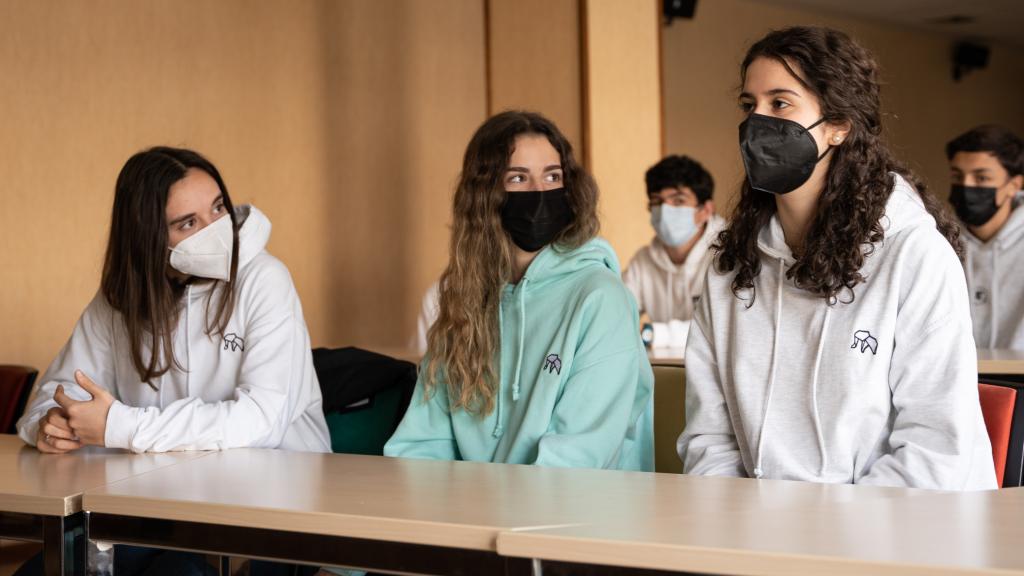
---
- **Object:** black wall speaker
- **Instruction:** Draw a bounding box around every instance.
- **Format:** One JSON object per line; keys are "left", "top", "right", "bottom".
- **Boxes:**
{"left": 664, "top": 0, "right": 698, "bottom": 25}
{"left": 953, "top": 41, "right": 990, "bottom": 82}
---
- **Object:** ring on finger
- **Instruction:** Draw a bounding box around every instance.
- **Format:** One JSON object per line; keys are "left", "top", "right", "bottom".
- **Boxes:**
{"left": 45, "top": 433, "right": 52, "bottom": 444}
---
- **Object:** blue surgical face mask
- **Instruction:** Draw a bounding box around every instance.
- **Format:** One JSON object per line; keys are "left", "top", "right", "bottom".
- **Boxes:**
{"left": 651, "top": 204, "right": 698, "bottom": 247}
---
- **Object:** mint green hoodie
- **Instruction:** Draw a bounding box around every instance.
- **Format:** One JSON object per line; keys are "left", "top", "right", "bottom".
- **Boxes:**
{"left": 384, "top": 238, "right": 654, "bottom": 470}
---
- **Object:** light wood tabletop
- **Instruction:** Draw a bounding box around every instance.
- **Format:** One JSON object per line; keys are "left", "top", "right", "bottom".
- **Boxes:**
{"left": 653, "top": 348, "right": 1024, "bottom": 375}
{"left": 498, "top": 486, "right": 1024, "bottom": 576}
{"left": 978, "top": 348, "right": 1024, "bottom": 376}
{"left": 0, "top": 434, "right": 207, "bottom": 516}
{"left": 82, "top": 449, "right": 921, "bottom": 552}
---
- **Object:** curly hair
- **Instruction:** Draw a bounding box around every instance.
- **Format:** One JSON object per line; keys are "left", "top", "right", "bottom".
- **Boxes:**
{"left": 715, "top": 26, "right": 963, "bottom": 304}
{"left": 424, "top": 111, "right": 600, "bottom": 416}
{"left": 645, "top": 155, "right": 715, "bottom": 204}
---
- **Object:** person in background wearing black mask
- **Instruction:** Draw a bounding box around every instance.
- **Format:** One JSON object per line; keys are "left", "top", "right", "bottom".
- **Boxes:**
{"left": 678, "top": 26, "right": 995, "bottom": 490}
{"left": 948, "top": 125, "right": 1024, "bottom": 349}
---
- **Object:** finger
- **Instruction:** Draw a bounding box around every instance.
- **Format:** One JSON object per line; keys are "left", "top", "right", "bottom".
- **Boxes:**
{"left": 74, "top": 370, "right": 106, "bottom": 398}
{"left": 37, "top": 439, "right": 63, "bottom": 453}
{"left": 44, "top": 408, "right": 73, "bottom": 431}
{"left": 43, "top": 422, "right": 77, "bottom": 441}
{"left": 53, "top": 385, "right": 75, "bottom": 410}
{"left": 48, "top": 437, "right": 81, "bottom": 451}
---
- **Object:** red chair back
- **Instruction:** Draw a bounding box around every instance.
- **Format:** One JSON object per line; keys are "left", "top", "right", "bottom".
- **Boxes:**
{"left": 979, "top": 382, "right": 1017, "bottom": 487}
{"left": 0, "top": 365, "right": 37, "bottom": 434}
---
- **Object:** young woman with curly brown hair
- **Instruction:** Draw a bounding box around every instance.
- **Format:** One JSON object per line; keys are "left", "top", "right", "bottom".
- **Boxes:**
{"left": 384, "top": 110, "right": 653, "bottom": 471}
{"left": 677, "top": 27, "right": 996, "bottom": 490}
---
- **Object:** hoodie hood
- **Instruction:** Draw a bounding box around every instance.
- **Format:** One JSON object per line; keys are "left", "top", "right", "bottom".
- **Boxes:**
{"left": 757, "top": 173, "right": 935, "bottom": 264}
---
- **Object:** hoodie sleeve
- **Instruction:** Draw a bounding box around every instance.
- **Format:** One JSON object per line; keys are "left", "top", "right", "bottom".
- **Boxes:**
{"left": 382, "top": 366, "right": 459, "bottom": 460}
{"left": 17, "top": 292, "right": 119, "bottom": 446}
{"left": 533, "top": 280, "right": 654, "bottom": 470}
{"left": 859, "top": 234, "right": 996, "bottom": 490}
{"left": 103, "top": 259, "right": 318, "bottom": 453}
{"left": 677, "top": 273, "right": 746, "bottom": 477}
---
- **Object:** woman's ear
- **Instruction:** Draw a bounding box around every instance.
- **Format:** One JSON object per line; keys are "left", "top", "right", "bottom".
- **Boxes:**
{"left": 825, "top": 121, "right": 852, "bottom": 146}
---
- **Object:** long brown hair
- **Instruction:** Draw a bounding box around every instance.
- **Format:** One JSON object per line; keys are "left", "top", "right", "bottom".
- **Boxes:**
{"left": 424, "top": 111, "right": 599, "bottom": 415}
{"left": 101, "top": 147, "right": 239, "bottom": 386}
{"left": 716, "top": 26, "right": 963, "bottom": 303}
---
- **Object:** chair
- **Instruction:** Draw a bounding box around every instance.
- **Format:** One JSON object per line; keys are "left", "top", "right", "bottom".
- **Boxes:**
{"left": 978, "top": 383, "right": 1015, "bottom": 487}
{"left": 652, "top": 364, "right": 685, "bottom": 474}
{"left": 0, "top": 365, "right": 37, "bottom": 434}
{"left": 979, "top": 380, "right": 1024, "bottom": 487}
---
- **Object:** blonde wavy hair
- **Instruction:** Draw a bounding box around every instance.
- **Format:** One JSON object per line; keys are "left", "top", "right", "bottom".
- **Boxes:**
{"left": 424, "top": 111, "right": 599, "bottom": 416}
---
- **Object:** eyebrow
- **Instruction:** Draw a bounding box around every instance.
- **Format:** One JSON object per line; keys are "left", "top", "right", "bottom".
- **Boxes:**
{"left": 507, "top": 165, "right": 563, "bottom": 173}
{"left": 168, "top": 194, "right": 224, "bottom": 226}
{"left": 739, "top": 88, "right": 802, "bottom": 99}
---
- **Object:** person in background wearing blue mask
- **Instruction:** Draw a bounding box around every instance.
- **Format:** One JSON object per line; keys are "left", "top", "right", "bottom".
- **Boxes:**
{"left": 947, "top": 125, "right": 1024, "bottom": 350}
{"left": 623, "top": 156, "right": 726, "bottom": 347}
{"left": 15, "top": 147, "right": 329, "bottom": 576}
{"left": 678, "top": 26, "right": 995, "bottom": 490}
{"left": 384, "top": 110, "right": 653, "bottom": 472}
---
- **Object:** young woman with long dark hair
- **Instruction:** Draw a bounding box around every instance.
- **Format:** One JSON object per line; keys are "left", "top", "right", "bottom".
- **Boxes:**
{"left": 678, "top": 27, "right": 995, "bottom": 490}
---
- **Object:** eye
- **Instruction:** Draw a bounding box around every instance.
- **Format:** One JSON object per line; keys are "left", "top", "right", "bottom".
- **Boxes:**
{"left": 213, "top": 202, "right": 225, "bottom": 214}
{"left": 507, "top": 174, "right": 525, "bottom": 184}
{"left": 545, "top": 172, "right": 563, "bottom": 183}
{"left": 738, "top": 101, "right": 754, "bottom": 113}
{"left": 179, "top": 218, "right": 195, "bottom": 231}
{"left": 771, "top": 99, "right": 791, "bottom": 111}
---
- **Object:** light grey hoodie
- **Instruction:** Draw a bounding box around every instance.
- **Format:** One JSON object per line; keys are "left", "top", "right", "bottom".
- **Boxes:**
{"left": 623, "top": 215, "right": 727, "bottom": 323}
{"left": 678, "top": 174, "right": 996, "bottom": 490}
{"left": 962, "top": 193, "right": 1024, "bottom": 349}
{"left": 18, "top": 205, "right": 331, "bottom": 454}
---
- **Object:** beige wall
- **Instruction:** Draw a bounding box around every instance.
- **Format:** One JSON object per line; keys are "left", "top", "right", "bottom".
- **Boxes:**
{"left": 487, "top": 0, "right": 583, "bottom": 150}
{"left": 584, "top": 0, "right": 664, "bottom": 266}
{"left": 0, "top": 1, "right": 486, "bottom": 372}
{"left": 662, "top": 0, "right": 1024, "bottom": 214}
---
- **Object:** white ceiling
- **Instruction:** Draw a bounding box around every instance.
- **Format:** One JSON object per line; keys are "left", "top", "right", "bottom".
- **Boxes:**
{"left": 752, "top": 0, "right": 1024, "bottom": 47}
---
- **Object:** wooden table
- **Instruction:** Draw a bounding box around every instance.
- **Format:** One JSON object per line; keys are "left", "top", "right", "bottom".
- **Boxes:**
{"left": 0, "top": 434, "right": 205, "bottom": 575}
{"left": 499, "top": 485, "right": 1024, "bottom": 575}
{"left": 652, "top": 348, "right": 1024, "bottom": 375}
{"left": 81, "top": 449, "right": 920, "bottom": 575}
{"left": 978, "top": 349, "right": 1024, "bottom": 376}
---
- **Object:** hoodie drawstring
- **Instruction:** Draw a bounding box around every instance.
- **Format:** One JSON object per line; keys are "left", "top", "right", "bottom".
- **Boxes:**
{"left": 493, "top": 279, "right": 528, "bottom": 438}
{"left": 810, "top": 306, "right": 832, "bottom": 478}
{"left": 666, "top": 270, "right": 674, "bottom": 320}
{"left": 754, "top": 259, "right": 786, "bottom": 479}
{"left": 185, "top": 284, "right": 192, "bottom": 399}
{"left": 493, "top": 303, "right": 505, "bottom": 438}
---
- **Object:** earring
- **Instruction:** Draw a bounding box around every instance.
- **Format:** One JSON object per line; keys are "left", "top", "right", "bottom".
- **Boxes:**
{"left": 832, "top": 136, "right": 842, "bottom": 144}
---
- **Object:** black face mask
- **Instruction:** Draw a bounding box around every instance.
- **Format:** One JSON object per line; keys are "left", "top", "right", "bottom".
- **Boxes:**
{"left": 739, "top": 114, "right": 831, "bottom": 195}
{"left": 500, "top": 188, "right": 573, "bottom": 252}
{"left": 950, "top": 184, "right": 1000, "bottom": 227}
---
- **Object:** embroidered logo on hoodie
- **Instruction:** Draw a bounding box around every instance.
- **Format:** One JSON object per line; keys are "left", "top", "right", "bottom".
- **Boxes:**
{"left": 851, "top": 330, "right": 878, "bottom": 355}
{"left": 543, "top": 353, "right": 562, "bottom": 375}
{"left": 223, "top": 333, "right": 245, "bottom": 352}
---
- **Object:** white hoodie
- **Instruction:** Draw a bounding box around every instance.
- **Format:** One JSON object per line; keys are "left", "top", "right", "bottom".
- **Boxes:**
{"left": 678, "top": 175, "right": 996, "bottom": 490}
{"left": 962, "top": 194, "right": 1024, "bottom": 350}
{"left": 623, "top": 215, "right": 727, "bottom": 323}
{"left": 17, "top": 206, "right": 331, "bottom": 454}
